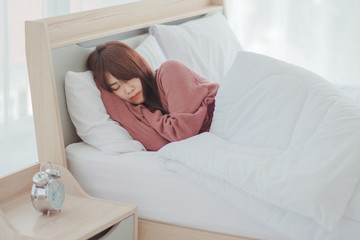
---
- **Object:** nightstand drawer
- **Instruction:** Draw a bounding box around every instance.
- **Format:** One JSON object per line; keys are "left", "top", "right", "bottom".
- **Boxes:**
{"left": 89, "top": 215, "right": 134, "bottom": 240}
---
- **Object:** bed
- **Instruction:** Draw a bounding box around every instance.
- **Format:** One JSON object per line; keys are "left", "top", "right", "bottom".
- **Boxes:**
{"left": 25, "top": 0, "right": 360, "bottom": 239}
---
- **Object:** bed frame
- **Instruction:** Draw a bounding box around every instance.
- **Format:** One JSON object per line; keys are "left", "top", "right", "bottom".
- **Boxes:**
{"left": 25, "top": 0, "right": 252, "bottom": 239}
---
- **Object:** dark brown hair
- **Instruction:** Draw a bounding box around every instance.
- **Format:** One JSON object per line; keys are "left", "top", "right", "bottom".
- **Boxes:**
{"left": 87, "top": 41, "right": 165, "bottom": 113}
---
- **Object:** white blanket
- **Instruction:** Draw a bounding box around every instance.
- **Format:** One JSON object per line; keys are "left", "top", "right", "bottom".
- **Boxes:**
{"left": 159, "top": 52, "right": 360, "bottom": 236}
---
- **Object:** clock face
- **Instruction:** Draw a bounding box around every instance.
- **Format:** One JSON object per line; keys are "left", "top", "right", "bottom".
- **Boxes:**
{"left": 47, "top": 179, "right": 66, "bottom": 210}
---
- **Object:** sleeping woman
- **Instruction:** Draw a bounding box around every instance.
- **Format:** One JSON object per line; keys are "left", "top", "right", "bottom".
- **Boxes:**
{"left": 87, "top": 41, "right": 219, "bottom": 151}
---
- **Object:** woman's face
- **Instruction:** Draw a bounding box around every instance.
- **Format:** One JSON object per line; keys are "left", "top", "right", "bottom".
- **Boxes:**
{"left": 106, "top": 73, "right": 145, "bottom": 105}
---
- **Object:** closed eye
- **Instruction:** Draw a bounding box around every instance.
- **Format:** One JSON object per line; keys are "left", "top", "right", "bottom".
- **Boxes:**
{"left": 111, "top": 85, "right": 120, "bottom": 91}
{"left": 109, "top": 82, "right": 121, "bottom": 91}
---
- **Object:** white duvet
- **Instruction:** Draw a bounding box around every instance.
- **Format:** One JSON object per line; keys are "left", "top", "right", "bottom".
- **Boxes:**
{"left": 159, "top": 52, "right": 360, "bottom": 239}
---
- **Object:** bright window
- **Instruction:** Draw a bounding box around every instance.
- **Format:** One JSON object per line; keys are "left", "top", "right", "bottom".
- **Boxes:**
{"left": 227, "top": 0, "right": 360, "bottom": 85}
{"left": 0, "top": 0, "right": 139, "bottom": 176}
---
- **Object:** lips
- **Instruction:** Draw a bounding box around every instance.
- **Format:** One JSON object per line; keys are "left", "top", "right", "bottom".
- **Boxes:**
{"left": 130, "top": 92, "right": 141, "bottom": 100}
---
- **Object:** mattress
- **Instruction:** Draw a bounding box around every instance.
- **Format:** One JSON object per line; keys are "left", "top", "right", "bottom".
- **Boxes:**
{"left": 66, "top": 142, "right": 287, "bottom": 240}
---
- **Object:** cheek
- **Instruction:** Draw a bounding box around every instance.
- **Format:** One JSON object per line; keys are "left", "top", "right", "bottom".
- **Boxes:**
{"left": 136, "top": 79, "right": 143, "bottom": 91}
{"left": 113, "top": 91, "right": 126, "bottom": 101}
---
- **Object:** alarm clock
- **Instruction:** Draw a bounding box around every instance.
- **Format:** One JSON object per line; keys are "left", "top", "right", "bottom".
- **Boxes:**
{"left": 31, "top": 161, "right": 66, "bottom": 216}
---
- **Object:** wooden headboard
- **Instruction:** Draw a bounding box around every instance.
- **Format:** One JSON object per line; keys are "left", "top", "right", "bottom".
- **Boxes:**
{"left": 25, "top": 0, "right": 224, "bottom": 167}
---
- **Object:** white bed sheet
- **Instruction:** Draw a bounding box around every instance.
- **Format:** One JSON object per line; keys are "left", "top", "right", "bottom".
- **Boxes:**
{"left": 66, "top": 142, "right": 287, "bottom": 240}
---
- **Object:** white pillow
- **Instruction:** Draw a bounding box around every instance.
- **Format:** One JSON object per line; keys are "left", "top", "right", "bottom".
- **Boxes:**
{"left": 65, "top": 71, "right": 145, "bottom": 154}
{"left": 135, "top": 35, "right": 167, "bottom": 70}
{"left": 65, "top": 35, "right": 167, "bottom": 154}
{"left": 149, "top": 12, "right": 242, "bottom": 83}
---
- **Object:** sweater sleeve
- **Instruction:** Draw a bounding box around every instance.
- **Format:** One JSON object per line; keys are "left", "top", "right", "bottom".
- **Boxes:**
{"left": 128, "top": 60, "right": 218, "bottom": 142}
{"left": 98, "top": 84, "right": 169, "bottom": 151}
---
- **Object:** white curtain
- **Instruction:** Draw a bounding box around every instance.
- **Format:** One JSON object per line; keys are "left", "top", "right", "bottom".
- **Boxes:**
{"left": 226, "top": 0, "right": 360, "bottom": 85}
{"left": 0, "top": 0, "right": 42, "bottom": 176}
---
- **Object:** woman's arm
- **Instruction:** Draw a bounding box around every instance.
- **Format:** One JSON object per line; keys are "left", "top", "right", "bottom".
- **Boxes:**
{"left": 128, "top": 60, "right": 218, "bottom": 142}
{"left": 98, "top": 84, "right": 170, "bottom": 151}
{"left": 128, "top": 102, "right": 209, "bottom": 142}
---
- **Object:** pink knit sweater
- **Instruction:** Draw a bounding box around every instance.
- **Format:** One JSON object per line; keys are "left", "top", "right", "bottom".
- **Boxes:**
{"left": 99, "top": 60, "right": 219, "bottom": 151}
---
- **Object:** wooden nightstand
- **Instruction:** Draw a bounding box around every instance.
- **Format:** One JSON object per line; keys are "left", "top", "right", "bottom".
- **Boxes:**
{"left": 0, "top": 163, "right": 138, "bottom": 240}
